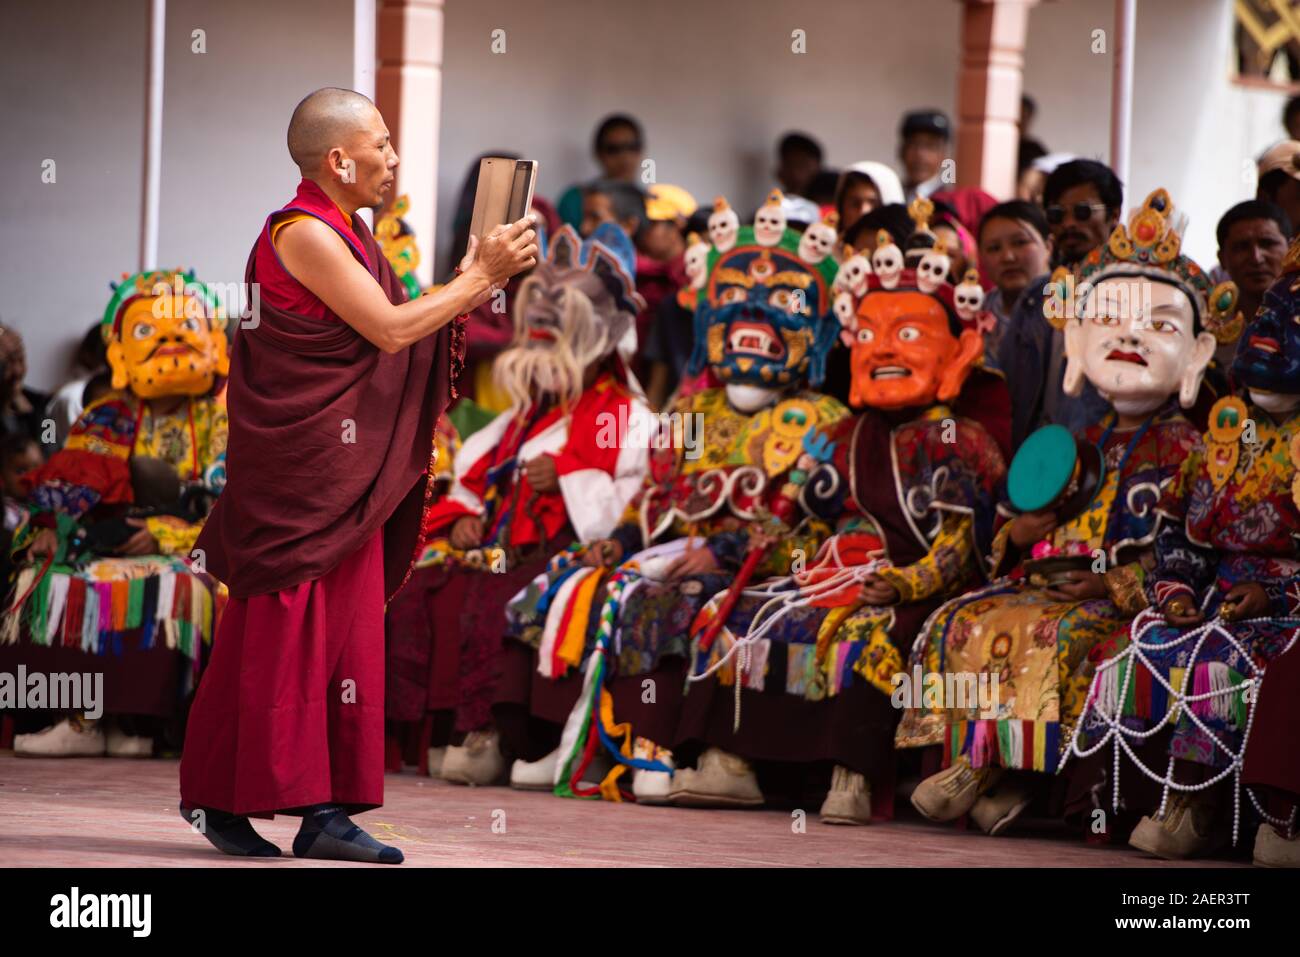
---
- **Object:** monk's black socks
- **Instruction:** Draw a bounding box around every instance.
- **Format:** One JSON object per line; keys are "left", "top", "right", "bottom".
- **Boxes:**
{"left": 179, "top": 803, "right": 281, "bottom": 857}
{"left": 292, "top": 804, "right": 404, "bottom": 864}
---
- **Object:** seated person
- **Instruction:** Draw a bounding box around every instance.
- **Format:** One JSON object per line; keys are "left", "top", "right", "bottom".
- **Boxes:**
{"left": 6, "top": 270, "right": 228, "bottom": 757}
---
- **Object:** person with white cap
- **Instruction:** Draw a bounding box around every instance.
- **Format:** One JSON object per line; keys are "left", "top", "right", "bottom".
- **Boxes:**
{"left": 1256, "top": 140, "right": 1300, "bottom": 236}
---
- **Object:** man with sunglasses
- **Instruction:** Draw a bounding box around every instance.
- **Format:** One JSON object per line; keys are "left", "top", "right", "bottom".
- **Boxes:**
{"left": 997, "top": 160, "right": 1121, "bottom": 447}
{"left": 557, "top": 114, "right": 646, "bottom": 230}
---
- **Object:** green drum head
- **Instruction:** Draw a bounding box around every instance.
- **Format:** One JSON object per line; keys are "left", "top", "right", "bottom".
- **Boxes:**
{"left": 1008, "top": 424, "right": 1077, "bottom": 513}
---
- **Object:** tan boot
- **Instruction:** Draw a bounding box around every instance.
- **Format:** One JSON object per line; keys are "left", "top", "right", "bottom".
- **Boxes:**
{"left": 910, "top": 756, "right": 1002, "bottom": 822}
{"left": 1129, "top": 792, "right": 1224, "bottom": 860}
{"left": 426, "top": 746, "right": 447, "bottom": 778}
{"left": 819, "top": 765, "right": 872, "bottom": 825}
{"left": 440, "top": 729, "right": 507, "bottom": 786}
{"left": 1253, "top": 824, "right": 1300, "bottom": 868}
{"left": 969, "top": 777, "right": 1033, "bottom": 835}
{"left": 668, "top": 748, "right": 763, "bottom": 808}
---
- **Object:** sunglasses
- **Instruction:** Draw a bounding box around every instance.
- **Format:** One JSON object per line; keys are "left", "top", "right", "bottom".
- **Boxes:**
{"left": 599, "top": 141, "right": 642, "bottom": 155}
{"left": 1045, "top": 202, "right": 1109, "bottom": 225}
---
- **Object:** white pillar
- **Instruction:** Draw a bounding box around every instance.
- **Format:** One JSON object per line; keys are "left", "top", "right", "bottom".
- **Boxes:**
{"left": 140, "top": 0, "right": 166, "bottom": 271}
{"left": 1110, "top": 0, "right": 1137, "bottom": 215}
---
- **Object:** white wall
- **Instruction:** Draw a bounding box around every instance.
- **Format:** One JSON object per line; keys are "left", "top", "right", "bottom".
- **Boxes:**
{"left": 435, "top": 0, "right": 963, "bottom": 276}
{"left": 4, "top": 0, "right": 1289, "bottom": 391}
{"left": 3, "top": 0, "right": 353, "bottom": 392}
{"left": 1025, "top": 0, "right": 1288, "bottom": 266}
{"left": 2, "top": 0, "right": 148, "bottom": 391}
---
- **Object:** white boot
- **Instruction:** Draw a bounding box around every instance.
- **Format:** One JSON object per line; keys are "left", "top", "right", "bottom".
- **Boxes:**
{"left": 510, "top": 747, "right": 560, "bottom": 790}
{"left": 105, "top": 722, "right": 153, "bottom": 758}
{"left": 14, "top": 717, "right": 106, "bottom": 757}
{"left": 441, "top": 729, "right": 507, "bottom": 786}
{"left": 668, "top": 748, "right": 763, "bottom": 808}
{"left": 819, "top": 765, "right": 872, "bottom": 825}
{"left": 631, "top": 739, "right": 676, "bottom": 805}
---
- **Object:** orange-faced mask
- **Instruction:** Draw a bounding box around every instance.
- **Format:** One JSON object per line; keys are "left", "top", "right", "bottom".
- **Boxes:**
{"left": 106, "top": 291, "right": 229, "bottom": 400}
{"left": 847, "top": 290, "right": 983, "bottom": 410}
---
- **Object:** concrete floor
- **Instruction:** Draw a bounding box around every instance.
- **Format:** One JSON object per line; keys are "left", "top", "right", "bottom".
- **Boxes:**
{"left": 0, "top": 753, "right": 1246, "bottom": 867}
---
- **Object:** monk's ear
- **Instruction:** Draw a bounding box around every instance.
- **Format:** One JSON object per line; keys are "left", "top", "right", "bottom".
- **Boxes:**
{"left": 937, "top": 328, "right": 983, "bottom": 403}
{"left": 106, "top": 340, "right": 130, "bottom": 390}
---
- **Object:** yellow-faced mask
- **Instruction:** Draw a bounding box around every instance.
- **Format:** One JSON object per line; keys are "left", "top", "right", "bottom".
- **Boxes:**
{"left": 103, "top": 271, "right": 230, "bottom": 400}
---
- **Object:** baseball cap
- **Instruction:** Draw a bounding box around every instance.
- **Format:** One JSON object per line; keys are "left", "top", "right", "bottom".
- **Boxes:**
{"left": 900, "top": 109, "right": 951, "bottom": 141}
{"left": 644, "top": 183, "right": 699, "bottom": 222}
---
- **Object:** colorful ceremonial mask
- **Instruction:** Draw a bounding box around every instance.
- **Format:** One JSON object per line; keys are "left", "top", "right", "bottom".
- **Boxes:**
{"left": 495, "top": 222, "right": 644, "bottom": 410}
{"left": 839, "top": 253, "right": 985, "bottom": 411}
{"left": 1231, "top": 245, "right": 1300, "bottom": 413}
{"left": 1046, "top": 188, "right": 1240, "bottom": 413}
{"left": 102, "top": 269, "right": 229, "bottom": 401}
{"left": 688, "top": 200, "right": 840, "bottom": 395}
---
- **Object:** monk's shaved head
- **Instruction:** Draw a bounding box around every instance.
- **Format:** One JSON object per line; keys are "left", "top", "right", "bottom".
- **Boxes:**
{"left": 287, "top": 87, "right": 379, "bottom": 173}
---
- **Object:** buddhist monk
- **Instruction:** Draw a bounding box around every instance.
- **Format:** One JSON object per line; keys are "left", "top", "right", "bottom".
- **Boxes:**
{"left": 178, "top": 88, "right": 538, "bottom": 863}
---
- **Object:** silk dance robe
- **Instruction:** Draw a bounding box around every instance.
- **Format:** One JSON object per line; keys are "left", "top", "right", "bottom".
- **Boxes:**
{"left": 501, "top": 386, "right": 852, "bottom": 787}
{"left": 896, "top": 402, "right": 1200, "bottom": 774}
{"left": 1070, "top": 403, "right": 1300, "bottom": 812}
{"left": 675, "top": 402, "right": 1005, "bottom": 790}
{"left": 179, "top": 178, "right": 461, "bottom": 816}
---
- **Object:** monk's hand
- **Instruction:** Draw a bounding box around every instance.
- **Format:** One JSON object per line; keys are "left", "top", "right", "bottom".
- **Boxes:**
{"left": 664, "top": 546, "right": 719, "bottom": 580}
{"left": 583, "top": 539, "right": 623, "bottom": 568}
{"left": 524, "top": 454, "right": 559, "bottom": 493}
{"left": 450, "top": 515, "right": 484, "bottom": 550}
{"left": 1009, "top": 509, "right": 1057, "bottom": 549}
{"left": 28, "top": 528, "right": 58, "bottom": 560}
{"left": 474, "top": 215, "right": 539, "bottom": 287}
{"left": 1219, "top": 582, "right": 1270, "bottom": 622}
{"left": 860, "top": 573, "right": 900, "bottom": 606}
{"left": 1162, "top": 593, "right": 1204, "bottom": 627}
{"left": 117, "top": 518, "right": 158, "bottom": 556}
{"left": 1045, "top": 569, "right": 1108, "bottom": 602}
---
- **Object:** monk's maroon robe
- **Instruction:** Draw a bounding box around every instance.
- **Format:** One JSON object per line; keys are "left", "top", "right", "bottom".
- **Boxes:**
{"left": 180, "top": 179, "right": 460, "bottom": 816}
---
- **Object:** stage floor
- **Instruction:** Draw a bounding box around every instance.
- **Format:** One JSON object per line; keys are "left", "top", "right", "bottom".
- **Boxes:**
{"left": 0, "top": 753, "right": 1247, "bottom": 868}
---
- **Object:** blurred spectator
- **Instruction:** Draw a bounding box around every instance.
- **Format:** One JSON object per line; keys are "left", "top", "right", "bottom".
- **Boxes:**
{"left": 1020, "top": 93, "right": 1038, "bottom": 137}
{"left": 1042, "top": 158, "right": 1123, "bottom": 267}
{"left": 1216, "top": 199, "right": 1291, "bottom": 364}
{"left": 1256, "top": 141, "right": 1300, "bottom": 237}
{"left": 806, "top": 169, "right": 841, "bottom": 208}
{"left": 999, "top": 158, "right": 1121, "bottom": 447}
{"left": 834, "top": 161, "right": 905, "bottom": 236}
{"left": 976, "top": 200, "right": 1052, "bottom": 354}
{"left": 1016, "top": 150, "right": 1072, "bottom": 205}
{"left": 1286, "top": 94, "right": 1300, "bottom": 141}
{"left": 0, "top": 324, "right": 49, "bottom": 448}
{"left": 774, "top": 132, "right": 824, "bottom": 199}
{"left": 580, "top": 178, "right": 646, "bottom": 239}
{"left": 898, "top": 109, "right": 951, "bottom": 202}
{"left": 557, "top": 114, "right": 645, "bottom": 230}
{"left": 841, "top": 202, "right": 915, "bottom": 255}
{"left": 44, "top": 320, "right": 109, "bottom": 449}
{"left": 2, "top": 431, "right": 40, "bottom": 530}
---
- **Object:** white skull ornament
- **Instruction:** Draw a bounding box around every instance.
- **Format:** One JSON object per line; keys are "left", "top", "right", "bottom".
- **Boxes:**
{"left": 708, "top": 197, "right": 740, "bottom": 253}
{"left": 833, "top": 245, "right": 872, "bottom": 297}
{"left": 797, "top": 212, "right": 839, "bottom": 265}
{"left": 683, "top": 233, "right": 710, "bottom": 289}
{"left": 754, "top": 189, "right": 787, "bottom": 246}
{"left": 916, "top": 239, "right": 951, "bottom": 294}
{"left": 953, "top": 268, "right": 986, "bottom": 325}
{"left": 871, "top": 230, "right": 903, "bottom": 290}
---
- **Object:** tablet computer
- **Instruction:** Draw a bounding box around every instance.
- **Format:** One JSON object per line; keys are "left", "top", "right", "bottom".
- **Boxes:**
{"left": 468, "top": 157, "right": 539, "bottom": 243}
